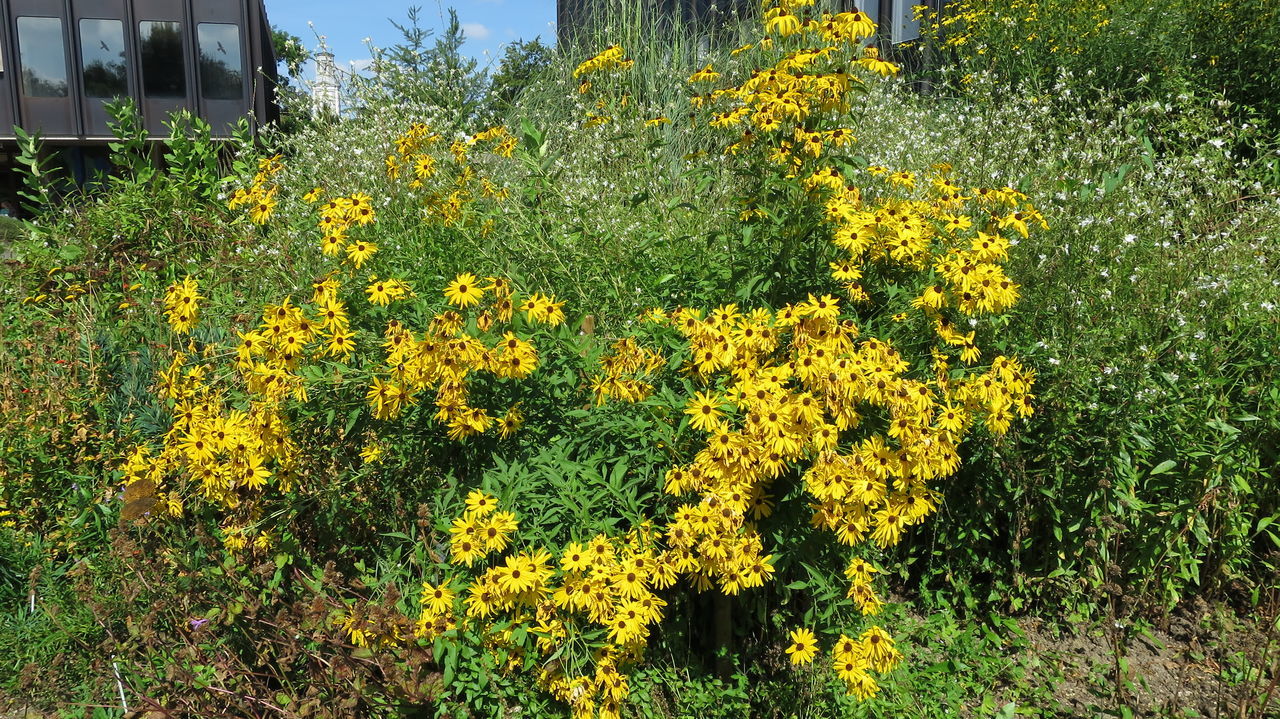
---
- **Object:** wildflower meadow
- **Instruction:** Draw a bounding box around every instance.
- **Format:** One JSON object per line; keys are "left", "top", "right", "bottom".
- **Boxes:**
{"left": 1, "top": 1, "right": 1278, "bottom": 717}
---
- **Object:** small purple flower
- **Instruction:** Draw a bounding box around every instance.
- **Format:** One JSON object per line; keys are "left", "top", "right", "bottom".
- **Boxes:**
{"left": 190, "top": 617, "right": 210, "bottom": 630}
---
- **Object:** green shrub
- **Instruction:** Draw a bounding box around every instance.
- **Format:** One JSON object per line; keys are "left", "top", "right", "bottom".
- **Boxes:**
{"left": 3, "top": 0, "right": 1278, "bottom": 714}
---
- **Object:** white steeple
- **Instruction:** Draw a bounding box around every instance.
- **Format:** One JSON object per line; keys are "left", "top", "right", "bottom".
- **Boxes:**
{"left": 311, "top": 39, "right": 341, "bottom": 117}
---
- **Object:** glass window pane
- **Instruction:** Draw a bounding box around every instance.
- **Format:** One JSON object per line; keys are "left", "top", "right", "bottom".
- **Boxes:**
{"left": 197, "top": 23, "right": 243, "bottom": 100}
{"left": 17, "top": 17, "right": 68, "bottom": 97}
{"left": 80, "top": 19, "right": 128, "bottom": 99}
{"left": 139, "top": 20, "right": 184, "bottom": 98}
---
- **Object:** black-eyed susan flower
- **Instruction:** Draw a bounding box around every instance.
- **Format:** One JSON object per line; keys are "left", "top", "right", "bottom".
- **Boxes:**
{"left": 464, "top": 490, "right": 497, "bottom": 516}
{"left": 420, "top": 581, "right": 454, "bottom": 615}
{"left": 860, "top": 626, "right": 901, "bottom": 672}
{"left": 249, "top": 193, "right": 277, "bottom": 224}
{"left": 345, "top": 241, "right": 377, "bottom": 269}
{"left": 325, "top": 328, "right": 355, "bottom": 359}
{"left": 786, "top": 627, "right": 819, "bottom": 664}
{"left": 366, "top": 280, "right": 393, "bottom": 306}
{"left": 444, "top": 272, "right": 484, "bottom": 308}
{"left": 560, "top": 542, "right": 590, "bottom": 573}
{"left": 688, "top": 63, "right": 720, "bottom": 83}
{"left": 684, "top": 391, "right": 726, "bottom": 432}
{"left": 163, "top": 277, "right": 202, "bottom": 334}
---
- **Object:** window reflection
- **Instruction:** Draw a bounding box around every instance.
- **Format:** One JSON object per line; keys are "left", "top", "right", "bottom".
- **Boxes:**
{"left": 139, "top": 20, "right": 185, "bottom": 98}
{"left": 17, "top": 17, "right": 68, "bottom": 97}
{"left": 197, "top": 23, "right": 243, "bottom": 100}
{"left": 80, "top": 19, "right": 127, "bottom": 98}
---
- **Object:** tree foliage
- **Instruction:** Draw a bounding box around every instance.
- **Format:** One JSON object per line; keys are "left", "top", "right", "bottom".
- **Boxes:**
{"left": 485, "top": 38, "right": 554, "bottom": 120}
{"left": 270, "top": 26, "right": 313, "bottom": 134}
{"left": 358, "top": 7, "right": 488, "bottom": 127}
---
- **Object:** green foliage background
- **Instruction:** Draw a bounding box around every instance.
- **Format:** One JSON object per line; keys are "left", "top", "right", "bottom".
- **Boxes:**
{"left": 0, "top": 0, "right": 1278, "bottom": 716}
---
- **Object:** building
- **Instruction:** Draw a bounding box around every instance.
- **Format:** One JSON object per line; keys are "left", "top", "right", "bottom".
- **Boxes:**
{"left": 0, "top": 0, "right": 277, "bottom": 142}
{"left": 556, "top": 0, "right": 756, "bottom": 42}
{"left": 556, "top": 0, "right": 937, "bottom": 46}
{"left": 0, "top": 0, "right": 279, "bottom": 205}
{"left": 309, "top": 47, "right": 340, "bottom": 117}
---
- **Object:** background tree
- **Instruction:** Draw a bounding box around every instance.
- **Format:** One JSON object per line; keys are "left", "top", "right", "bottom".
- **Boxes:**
{"left": 483, "top": 38, "right": 554, "bottom": 121}
{"left": 358, "top": 7, "right": 489, "bottom": 128}
{"left": 271, "top": 26, "right": 312, "bottom": 134}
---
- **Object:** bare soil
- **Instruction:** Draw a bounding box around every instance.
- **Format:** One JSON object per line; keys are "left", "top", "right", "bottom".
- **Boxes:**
{"left": 1022, "top": 597, "right": 1279, "bottom": 718}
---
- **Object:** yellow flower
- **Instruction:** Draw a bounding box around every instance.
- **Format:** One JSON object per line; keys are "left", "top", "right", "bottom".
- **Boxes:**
{"left": 480, "top": 511, "right": 518, "bottom": 553}
{"left": 248, "top": 193, "right": 277, "bottom": 224}
{"left": 348, "top": 192, "right": 376, "bottom": 225}
{"left": 860, "top": 626, "right": 901, "bottom": 672}
{"left": 366, "top": 280, "right": 394, "bottom": 306}
{"left": 844, "top": 557, "right": 879, "bottom": 587}
{"left": 519, "top": 292, "right": 566, "bottom": 325}
{"left": 799, "top": 293, "right": 841, "bottom": 320}
{"left": 688, "top": 64, "right": 720, "bottom": 83}
{"left": 870, "top": 504, "right": 906, "bottom": 548}
{"left": 887, "top": 169, "right": 915, "bottom": 188}
{"left": 464, "top": 490, "right": 497, "bottom": 516}
{"left": 561, "top": 542, "right": 591, "bottom": 573}
{"left": 359, "top": 442, "right": 384, "bottom": 464}
{"left": 420, "top": 581, "right": 455, "bottom": 615}
{"left": 163, "top": 277, "right": 202, "bottom": 334}
{"left": 320, "top": 233, "right": 346, "bottom": 256}
{"left": 497, "top": 405, "right": 524, "bottom": 438}
{"left": 317, "top": 299, "right": 348, "bottom": 330}
{"left": 786, "top": 627, "right": 819, "bottom": 664}
{"left": 345, "top": 241, "right": 378, "bottom": 269}
{"left": 237, "top": 454, "right": 271, "bottom": 490}
{"left": 684, "top": 391, "right": 726, "bottom": 433}
{"left": 413, "top": 154, "right": 436, "bottom": 179}
{"left": 496, "top": 553, "right": 540, "bottom": 595}
{"left": 325, "top": 328, "right": 355, "bottom": 359}
{"left": 444, "top": 272, "right": 485, "bottom": 308}
{"left": 834, "top": 649, "right": 878, "bottom": 698}
{"left": 765, "top": 13, "right": 803, "bottom": 36}
{"left": 494, "top": 136, "right": 517, "bottom": 158}
{"left": 573, "top": 45, "right": 630, "bottom": 78}
{"left": 859, "top": 56, "right": 900, "bottom": 77}
{"left": 448, "top": 517, "right": 485, "bottom": 566}
{"left": 227, "top": 187, "right": 250, "bottom": 210}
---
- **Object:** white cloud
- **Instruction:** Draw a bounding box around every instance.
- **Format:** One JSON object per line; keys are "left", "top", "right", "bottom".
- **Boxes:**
{"left": 462, "top": 22, "right": 491, "bottom": 40}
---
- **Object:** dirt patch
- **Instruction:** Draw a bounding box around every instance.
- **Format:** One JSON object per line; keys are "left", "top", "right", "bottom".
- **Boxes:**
{"left": 1021, "top": 598, "right": 1279, "bottom": 717}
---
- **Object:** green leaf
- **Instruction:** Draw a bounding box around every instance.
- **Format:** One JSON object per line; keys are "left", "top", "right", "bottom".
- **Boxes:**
{"left": 1206, "top": 418, "right": 1239, "bottom": 435}
{"left": 442, "top": 644, "right": 458, "bottom": 687}
{"left": 344, "top": 407, "right": 362, "bottom": 437}
{"left": 1149, "top": 460, "right": 1177, "bottom": 476}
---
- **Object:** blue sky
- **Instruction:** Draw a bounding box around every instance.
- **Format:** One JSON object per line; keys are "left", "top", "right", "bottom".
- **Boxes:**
{"left": 264, "top": 0, "right": 557, "bottom": 79}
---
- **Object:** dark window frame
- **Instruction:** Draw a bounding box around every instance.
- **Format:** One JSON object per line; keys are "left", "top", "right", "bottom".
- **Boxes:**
{"left": 138, "top": 19, "right": 186, "bottom": 98}
{"left": 16, "top": 15, "right": 70, "bottom": 98}
{"left": 196, "top": 22, "right": 244, "bottom": 101}
{"left": 78, "top": 18, "right": 128, "bottom": 99}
